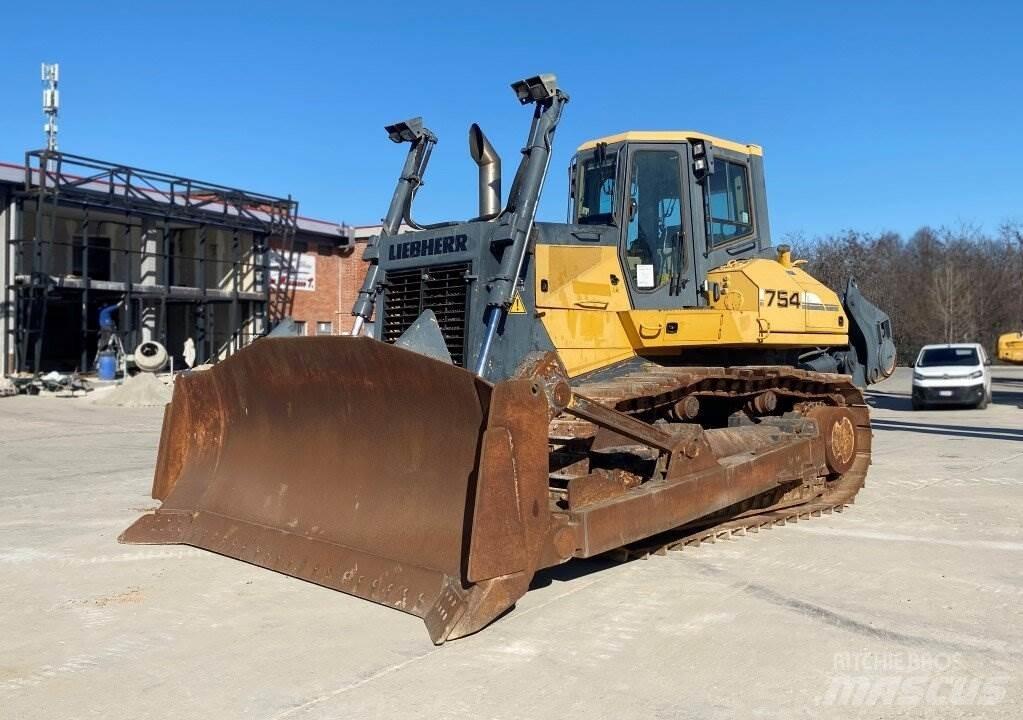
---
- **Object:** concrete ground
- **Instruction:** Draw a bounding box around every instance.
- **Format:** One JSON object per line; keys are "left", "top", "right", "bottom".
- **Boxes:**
{"left": 1, "top": 367, "right": 1021, "bottom": 719}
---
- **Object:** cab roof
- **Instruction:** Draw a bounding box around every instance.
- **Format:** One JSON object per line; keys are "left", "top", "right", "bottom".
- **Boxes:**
{"left": 577, "top": 131, "right": 763, "bottom": 157}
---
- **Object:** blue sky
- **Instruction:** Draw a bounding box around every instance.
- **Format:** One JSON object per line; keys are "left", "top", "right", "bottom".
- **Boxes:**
{"left": 1, "top": 1, "right": 1020, "bottom": 240}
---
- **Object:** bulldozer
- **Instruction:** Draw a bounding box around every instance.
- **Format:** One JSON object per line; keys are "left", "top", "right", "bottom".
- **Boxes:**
{"left": 997, "top": 332, "right": 1023, "bottom": 364}
{"left": 121, "top": 74, "right": 896, "bottom": 644}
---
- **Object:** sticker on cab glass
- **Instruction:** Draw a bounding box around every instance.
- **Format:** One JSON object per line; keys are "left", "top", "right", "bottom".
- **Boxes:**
{"left": 636, "top": 264, "right": 655, "bottom": 288}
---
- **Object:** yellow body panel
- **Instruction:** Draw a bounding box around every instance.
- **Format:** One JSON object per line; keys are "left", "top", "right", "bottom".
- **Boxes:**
{"left": 535, "top": 244, "right": 636, "bottom": 376}
{"left": 618, "top": 258, "right": 847, "bottom": 350}
{"left": 577, "top": 130, "right": 762, "bottom": 157}
{"left": 539, "top": 309, "right": 636, "bottom": 376}
{"left": 537, "top": 244, "right": 850, "bottom": 376}
{"left": 710, "top": 258, "right": 847, "bottom": 338}
{"left": 998, "top": 332, "right": 1023, "bottom": 364}
{"left": 535, "top": 245, "right": 631, "bottom": 312}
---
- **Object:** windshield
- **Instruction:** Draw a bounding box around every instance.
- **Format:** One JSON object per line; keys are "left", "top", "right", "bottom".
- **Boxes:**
{"left": 918, "top": 347, "right": 979, "bottom": 367}
{"left": 574, "top": 150, "right": 618, "bottom": 225}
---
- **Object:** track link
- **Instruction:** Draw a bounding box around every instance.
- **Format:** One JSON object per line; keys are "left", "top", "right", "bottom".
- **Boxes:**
{"left": 551, "top": 362, "right": 872, "bottom": 559}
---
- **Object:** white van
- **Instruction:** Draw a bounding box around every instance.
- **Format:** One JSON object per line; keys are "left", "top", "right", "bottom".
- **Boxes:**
{"left": 912, "top": 343, "right": 991, "bottom": 410}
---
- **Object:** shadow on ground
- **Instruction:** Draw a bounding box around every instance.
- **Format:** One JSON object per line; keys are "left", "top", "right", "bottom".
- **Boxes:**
{"left": 866, "top": 390, "right": 911, "bottom": 411}
{"left": 992, "top": 388, "right": 1023, "bottom": 408}
{"left": 871, "top": 418, "right": 1023, "bottom": 442}
{"left": 528, "top": 556, "right": 620, "bottom": 590}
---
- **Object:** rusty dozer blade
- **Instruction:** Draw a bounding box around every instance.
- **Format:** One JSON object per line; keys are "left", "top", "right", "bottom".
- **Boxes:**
{"left": 120, "top": 336, "right": 553, "bottom": 644}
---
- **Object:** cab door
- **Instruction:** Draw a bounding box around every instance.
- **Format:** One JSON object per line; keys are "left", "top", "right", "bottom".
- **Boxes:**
{"left": 690, "top": 147, "right": 766, "bottom": 295}
{"left": 620, "top": 144, "right": 699, "bottom": 309}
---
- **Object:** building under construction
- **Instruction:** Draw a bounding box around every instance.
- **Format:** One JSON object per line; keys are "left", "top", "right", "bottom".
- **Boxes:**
{"left": 1, "top": 150, "right": 351, "bottom": 375}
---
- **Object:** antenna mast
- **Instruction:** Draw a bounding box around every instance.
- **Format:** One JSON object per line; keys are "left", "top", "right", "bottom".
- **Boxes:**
{"left": 41, "top": 63, "right": 60, "bottom": 152}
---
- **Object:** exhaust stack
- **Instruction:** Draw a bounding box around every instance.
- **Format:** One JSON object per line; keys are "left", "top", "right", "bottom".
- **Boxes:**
{"left": 469, "top": 123, "right": 501, "bottom": 220}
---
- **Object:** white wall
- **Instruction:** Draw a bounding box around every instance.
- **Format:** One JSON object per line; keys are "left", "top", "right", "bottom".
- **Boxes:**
{"left": 1, "top": 190, "right": 16, "bottom": 373}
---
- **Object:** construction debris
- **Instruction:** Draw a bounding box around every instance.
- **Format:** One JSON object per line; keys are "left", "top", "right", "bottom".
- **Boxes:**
{"left": 92, "top": 372, "right": 173, "bottom": 408}
{"left": 4, "top": 372, "right": 91, "bottom": 397}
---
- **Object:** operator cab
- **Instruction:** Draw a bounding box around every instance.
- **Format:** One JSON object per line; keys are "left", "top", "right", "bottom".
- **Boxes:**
{"left": 569, "top": 132, "right": 771, "bottom": 308}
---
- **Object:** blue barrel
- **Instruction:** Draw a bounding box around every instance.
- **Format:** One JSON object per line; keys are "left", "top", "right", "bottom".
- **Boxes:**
{"left": 97, "top": 350, "right": 118, "bottom": 380}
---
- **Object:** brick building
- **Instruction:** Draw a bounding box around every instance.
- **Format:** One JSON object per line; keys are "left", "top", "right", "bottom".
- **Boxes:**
{"left": 284, "top": 225, "right": 376, "bottom": 336}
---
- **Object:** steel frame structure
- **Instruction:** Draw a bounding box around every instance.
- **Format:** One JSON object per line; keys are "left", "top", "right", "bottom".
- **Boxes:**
{"left": 5, "top": 150, "right": 299, "bottom": 374}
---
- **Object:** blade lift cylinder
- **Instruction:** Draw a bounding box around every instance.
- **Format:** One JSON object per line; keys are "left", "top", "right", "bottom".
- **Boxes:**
{"left": 350, "top": 118, "right": 437, "bottom": 336}
{"left": 475, "top": 75, "right": 569, "bottom": 377}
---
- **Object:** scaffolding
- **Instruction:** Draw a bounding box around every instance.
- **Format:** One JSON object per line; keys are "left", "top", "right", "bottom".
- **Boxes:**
{"left": 5, "top": 150, "right": 300, "bottom": 374}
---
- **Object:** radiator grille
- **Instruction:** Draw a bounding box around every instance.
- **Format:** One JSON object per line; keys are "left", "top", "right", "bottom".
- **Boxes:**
{"left": 382, "top": 262, "right": 471, "bottom": 366}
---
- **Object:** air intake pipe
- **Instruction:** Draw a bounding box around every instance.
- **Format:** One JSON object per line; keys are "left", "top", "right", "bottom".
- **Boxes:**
{"left": 468, "top": 123, "right": 502, "bottom": 220}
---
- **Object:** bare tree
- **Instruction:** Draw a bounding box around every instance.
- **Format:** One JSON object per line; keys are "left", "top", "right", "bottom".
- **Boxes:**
{"left": 799, "top": 224, "right": 1020, "bottom": 364}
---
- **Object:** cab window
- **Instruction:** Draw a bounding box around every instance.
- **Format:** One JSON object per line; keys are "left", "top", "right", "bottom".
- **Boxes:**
{"left": 575, "top": 152, "right": 617, "bottom": 225}
{"left": 625, "top": 149, "right": 683, "bottom": 291}
{"left": 708, "top": 159, "right": 753, "bottom": 245}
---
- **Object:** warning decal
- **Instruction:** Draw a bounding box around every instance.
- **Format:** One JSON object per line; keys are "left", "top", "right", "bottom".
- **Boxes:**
{"left": 509, "top": 292, "right": 527, "bottom": 314}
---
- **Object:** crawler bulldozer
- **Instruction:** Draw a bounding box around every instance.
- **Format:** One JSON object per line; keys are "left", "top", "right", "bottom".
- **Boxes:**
{"left": 122, "top": 74, "right": 896, "bottom": 643}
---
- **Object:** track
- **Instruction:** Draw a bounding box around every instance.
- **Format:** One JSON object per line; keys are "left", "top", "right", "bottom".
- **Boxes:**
{"left": 549, "top": 361, "right": 872, "bottom": 559}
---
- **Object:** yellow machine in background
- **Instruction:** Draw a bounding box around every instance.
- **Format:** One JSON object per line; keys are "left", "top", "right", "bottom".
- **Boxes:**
{"left": 998, "top": 332, "right": 1023, "bottom": 364}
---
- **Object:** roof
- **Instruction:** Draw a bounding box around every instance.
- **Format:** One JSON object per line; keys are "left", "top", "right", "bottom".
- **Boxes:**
{"left": 0, "top": 160, "right": 346, "bottom": 242}
{"left": 576, "top": 131, "right": 763, "bottom": 156}
{"left": 919, "top": 343, "right": 983, "bottom": 350}
{"left": 0, "top": 161, "right": 21, "bottom": 185}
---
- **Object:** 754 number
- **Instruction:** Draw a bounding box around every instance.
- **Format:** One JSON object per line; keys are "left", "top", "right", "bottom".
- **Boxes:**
{"left": 764, "top": 290, "right": 801, "bottom": 308}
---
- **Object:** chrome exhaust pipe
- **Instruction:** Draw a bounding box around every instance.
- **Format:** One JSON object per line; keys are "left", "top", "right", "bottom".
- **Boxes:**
{"left": 468, "top": 123, "right": 501, "bottom": 220}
